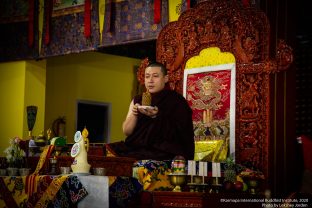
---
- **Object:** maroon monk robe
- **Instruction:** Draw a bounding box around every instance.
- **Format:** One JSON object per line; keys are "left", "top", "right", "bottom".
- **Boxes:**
{"left": 107, "top": 89, "right": 195, "bottom": 160}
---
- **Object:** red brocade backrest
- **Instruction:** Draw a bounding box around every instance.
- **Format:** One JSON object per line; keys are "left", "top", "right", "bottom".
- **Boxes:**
{"left": 137, "top": 0, "right": 293, "bottom": 178}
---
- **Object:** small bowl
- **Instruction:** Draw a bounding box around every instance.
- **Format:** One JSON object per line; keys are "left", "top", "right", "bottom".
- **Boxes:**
{"left": 168, "top": 173, "right": 187, "bottom": 192}
{"left": 19, "top": 168, "right": 31, "bottom": 176}
{"left": 0, "top": 169, "right": 7, "bottom": 176}
{"left": 7, "top": 167, "right": 19, "bottom": 176}
{"left": 193, "top": 175, "right": 203, "bottom": 184}
{"left": 60, "top": 166, "right": 71, "bottom": 174}
{"left": 93, "top": 167, "right": 106, "bottom": 176}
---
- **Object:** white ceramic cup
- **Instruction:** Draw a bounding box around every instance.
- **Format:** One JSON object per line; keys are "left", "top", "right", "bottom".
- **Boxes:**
{"left": 60, "top": 166, "right": 71, "bottom": 174}
{"left": 93, "top": 167, "right": 106, "bottom": 176}
{"left": 19, "top": 168, "right": 31, "bottom": 176}
{"left": 0, "top": 169, "right": 7, "bottom": 176}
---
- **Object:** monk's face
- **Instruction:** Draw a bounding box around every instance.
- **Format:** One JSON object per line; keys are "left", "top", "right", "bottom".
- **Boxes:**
{"left": 144, "top": 66, "right": 168, "bottom": 94}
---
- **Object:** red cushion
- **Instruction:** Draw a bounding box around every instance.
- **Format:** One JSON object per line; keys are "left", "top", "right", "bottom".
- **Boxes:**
{"left": 299, "top": 135, "right": 312, "bottom": 171}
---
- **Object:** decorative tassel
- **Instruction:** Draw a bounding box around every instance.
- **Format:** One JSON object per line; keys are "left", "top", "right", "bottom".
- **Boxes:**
{"left": 105, "top": 0, "right": 111, "bottom": 32}
{"left": 187, "top": 0, "right": 190, "bottom": 9}
{"left": 98, "top": 0, "right": 105, "bottom": 44}
{"left": 105, "top": 0, "right": 116, "bottom": 32}
{"left": 84, "top": 0, "right": 91, "bottom": 37}
{"left": 154, "top": 0, "right": 161, "bottom": 24}
{"left": 28, "top": 0, "right": 35, "bottom": 47}
{"left": 44, "top": 0, "right": 53, "bottom": 45}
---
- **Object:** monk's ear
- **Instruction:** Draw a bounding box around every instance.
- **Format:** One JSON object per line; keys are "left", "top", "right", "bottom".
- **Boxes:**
{"left": 164, "top": 75, "right": 169, "bottom": 83}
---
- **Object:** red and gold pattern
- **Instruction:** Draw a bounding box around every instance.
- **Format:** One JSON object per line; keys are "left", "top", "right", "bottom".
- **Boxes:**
{"left": 33, "top": 145, "right": 55, "bottom": 175}
{"left": 186, "top": 70, "right": 230, "bottom": 133}
{"left": 1, "top": 175, "right": 69, "bottom": 207}
{"left": 35, "top": 175, "right": 69, "bottom": 208}
{"left": 183, "top": 47, "right": 235, "bottom": 162}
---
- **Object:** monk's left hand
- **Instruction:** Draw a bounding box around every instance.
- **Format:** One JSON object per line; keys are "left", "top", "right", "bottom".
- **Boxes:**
{"left": 139, "top": 106, "right": 158, "bottom": 118}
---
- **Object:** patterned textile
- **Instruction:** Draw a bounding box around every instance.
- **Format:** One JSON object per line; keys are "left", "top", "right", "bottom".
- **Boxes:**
{"left": 33, "top": 145, "right": 55, "bottom": 175}
{"left": 0, "top": 175, "right": 87, "bottom": 208}
{"left": 194, "top": 139, "right": 229, "bottom": 162}
{"left": 102, "top": 0, "right": 169, "bottom": 46}
{"left": 48, "top": 175, "right": 88, "bottom": 208}
{"left": 34, "top": 175, "right": 69, "bottom": 208}
{"left": 105, "top": 144, "right": 117, "bottom": 157}
{"left": 186, "top": 70, "right": 231, "bottom": 141}
{"left": 40, "top": 0, "right": 100, "bottom": 58}
{"left": 109, "top": 176, "right": 143, "bottom": 208}
{"left": 183, "top": 48, "right": 236, "bottom": 162}
{"left": 134, "top": 160, "right": 173, "bottom": 191}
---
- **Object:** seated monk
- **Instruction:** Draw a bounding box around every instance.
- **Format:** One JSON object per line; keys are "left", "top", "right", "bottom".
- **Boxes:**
{"left": 106, "top": 62, "right": 195, "bottom": 160}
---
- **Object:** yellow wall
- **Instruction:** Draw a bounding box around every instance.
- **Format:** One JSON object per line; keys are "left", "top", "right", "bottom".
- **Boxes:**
{"left": 0, "top": 60, "right": 47, "bottom": 156}
{"left": 0, "top": 52, "right": 140, "bottom": 155}
{"left": 45, "top": 52, "right": 140, "bottom": 143}
{"left": 23, "top": 60, "right": 47, "bottom": 138}
{"left": 0, "top": 62, "right": 26, "bottom": 154}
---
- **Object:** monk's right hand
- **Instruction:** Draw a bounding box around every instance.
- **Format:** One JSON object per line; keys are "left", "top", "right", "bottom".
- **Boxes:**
{"left": 132, "top": 103, "right": 140, "bottom": 116}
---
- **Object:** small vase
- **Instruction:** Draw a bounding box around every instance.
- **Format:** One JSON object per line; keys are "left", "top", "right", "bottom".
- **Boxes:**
{"left": 7, "top": 167, "right": 19, "bottom": 176}
{"left": 247, "top": 179, "right": 259, "bottom": 194}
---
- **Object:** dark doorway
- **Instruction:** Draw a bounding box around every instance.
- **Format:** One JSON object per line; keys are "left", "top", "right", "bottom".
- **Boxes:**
{"left": 76, "top": 100, "right": 111, "bottom": 143}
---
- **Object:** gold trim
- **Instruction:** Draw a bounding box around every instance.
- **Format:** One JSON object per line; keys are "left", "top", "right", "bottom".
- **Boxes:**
{"left": 0, "top": 16, "right": 28, "bottom": 24}
{"left": 185, "top": 47, "right": 235, "bottom": 69}
{"left": 52, "top": 5, "right": 85, "bottom": 17}
{"left": 273, "top": 73, "right": 277, "bottom": 194}
{"left": 35, "top": 175, "right": 69, "bottom": 208}
{"left": 283, "top": 72, "right": 287, "bottom": 191}
{"left": 33, "top": 145, "right": 54, "bottom": 175}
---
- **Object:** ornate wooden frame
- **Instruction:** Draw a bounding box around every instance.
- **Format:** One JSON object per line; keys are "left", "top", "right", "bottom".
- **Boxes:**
{"left": 137, "top": 0, "right": 293, "bottom": 178}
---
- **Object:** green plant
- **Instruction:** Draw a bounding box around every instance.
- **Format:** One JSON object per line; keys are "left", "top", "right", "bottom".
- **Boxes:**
{"left": 223, "top": 156, "right": 236, "bottom": 182}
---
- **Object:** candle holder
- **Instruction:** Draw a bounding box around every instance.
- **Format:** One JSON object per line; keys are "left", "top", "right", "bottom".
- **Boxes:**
{"left": 247, "top": 178, "right": 259, "bottom": 194}
{"left": 168, "top": 173, "right": 187, "bottom": 192}
{"left": 49, "top": 158, "right": 58, "bottom": 175}
{"left": 187, "top": 175, "right": 209, "bottom": 192}
{"left": 210, "top": 177, "right": 222, "bottom": 193}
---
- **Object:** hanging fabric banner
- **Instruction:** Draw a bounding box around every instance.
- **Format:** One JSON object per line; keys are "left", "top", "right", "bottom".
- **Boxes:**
{"left": 106, "top": 0, "right": 116, "bottom": 32}
{"left": 28, "top": 0, "right": 35, "bottom": 47}
{"left": 105, "top": 0, "right": 111, "bottom": 32}
{"left": 38, "top": 0, "right": 44, "bottom": 54}
{"left": 154, "top": 0, "right": 161, "bottom": 24}
{"left": 98, "top": 0, "right": 105, "bottom": 44}
{"left": 187, "top": 0, "right": 190, "bottom": 9}
{"left": 44, "top": 0, "right": 53, "bottom": 45}
{"left": 84, "top": 0, "right": 91, "bottom": 37}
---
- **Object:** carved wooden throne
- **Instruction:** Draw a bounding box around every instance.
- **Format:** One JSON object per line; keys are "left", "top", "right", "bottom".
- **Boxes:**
{"left": 137, "top": 0, "right": 293, "bottom": 179}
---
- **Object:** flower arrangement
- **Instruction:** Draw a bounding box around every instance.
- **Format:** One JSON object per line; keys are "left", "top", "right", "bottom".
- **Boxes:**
{"left": 3, "top": 137, "right": 25, "bottom": 168}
